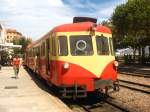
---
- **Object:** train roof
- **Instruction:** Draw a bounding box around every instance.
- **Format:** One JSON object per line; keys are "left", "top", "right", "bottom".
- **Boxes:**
{"left": 27, "top": 30, "right": 51, "bottom": 49}
{"left": 27, "top": 22, "right": 111, "bottom": 49}
{"left": 53, "top": 22, "right": 111, "bottom": 34}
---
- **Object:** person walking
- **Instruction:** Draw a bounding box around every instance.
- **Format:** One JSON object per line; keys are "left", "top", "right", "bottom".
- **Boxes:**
{"left": 12, "top": 55, "right": 21, "bottom": 79}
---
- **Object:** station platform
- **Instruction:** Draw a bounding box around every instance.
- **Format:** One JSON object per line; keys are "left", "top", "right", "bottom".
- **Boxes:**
{"left": 0, "top": 66, "right": 72, "bottom": 112}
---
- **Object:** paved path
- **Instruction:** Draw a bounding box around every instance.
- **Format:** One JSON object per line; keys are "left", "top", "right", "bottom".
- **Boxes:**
{"left": 0, "top": 67, "right": 72, "bottom": 112}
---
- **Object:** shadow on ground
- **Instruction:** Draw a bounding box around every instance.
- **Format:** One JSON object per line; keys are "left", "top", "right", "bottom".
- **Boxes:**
{"left": 24, "top": 67, "right": 58, "bottom": 97}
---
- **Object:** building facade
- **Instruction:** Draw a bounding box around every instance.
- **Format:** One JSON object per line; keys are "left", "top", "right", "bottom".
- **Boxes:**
{"left": 5, "top": 29, "right": 22, "bottom": 43}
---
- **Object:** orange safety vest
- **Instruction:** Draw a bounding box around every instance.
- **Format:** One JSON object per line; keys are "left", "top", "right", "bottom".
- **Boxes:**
{"left": 13, "top": 58, "right": 20, "bottom": 67}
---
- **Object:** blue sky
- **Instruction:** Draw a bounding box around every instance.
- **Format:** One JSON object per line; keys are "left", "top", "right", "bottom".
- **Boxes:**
{"left": 0, "top": 0, "right": 127, "bottom": 40}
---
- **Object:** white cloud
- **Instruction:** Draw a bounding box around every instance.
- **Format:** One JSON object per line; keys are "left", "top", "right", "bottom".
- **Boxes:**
{"left": 0, "top": 0, "right": 74, "bottom": 40}
{"left": 0, "top": 0, "right": 127, "bottom": 40}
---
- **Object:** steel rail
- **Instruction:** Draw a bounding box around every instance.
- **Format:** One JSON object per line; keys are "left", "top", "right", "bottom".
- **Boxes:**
{"left": 119, "top": 84, "right": 150, "bottom": 94}
{"left": 105, "top": 100, "right": 130, "bottom": 112}
{"left": 119, "top": 72, "right": 150, "bottom": 78}
{"left": 119, "top": 79, "right": 150, "bottom": 88}
{"left": 79, "top": 97, "right": 130, "bottom": 112}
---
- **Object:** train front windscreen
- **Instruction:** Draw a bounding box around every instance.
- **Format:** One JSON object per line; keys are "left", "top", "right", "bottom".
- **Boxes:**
{"left": 57, "top": 35, "right": 114, "bottom": 56}
{"left": 70, "top": 35, "right": 93, "bottom": 56}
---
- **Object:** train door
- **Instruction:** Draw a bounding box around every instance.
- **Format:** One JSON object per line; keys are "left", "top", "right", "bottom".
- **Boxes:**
{"left": 46, "top": 38, "right": 50, "bottom": 75}
{"left": 51, "top": 36, "right": 57, "bottom": 83}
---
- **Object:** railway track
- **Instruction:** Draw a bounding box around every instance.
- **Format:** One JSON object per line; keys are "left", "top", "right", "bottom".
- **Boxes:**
{"left": 119, "top": 79, "right": 150, "bottom": 94}
{"left": 64, "top": 78, "right": 150, "bottom": 112}
{"left": 105, "top": 99, "right": 130, "bottom": 112}
{"left": 118, "top": 66, "right": 150, "bottom": 78}
{"left": 65, "top": 95, "right": 130, "bottom": 112}
{"left": 80, "top": 98, "right": 130, "bottom": 112}
{"left": 118, "top": 72, "right": 150, "bottom": 78}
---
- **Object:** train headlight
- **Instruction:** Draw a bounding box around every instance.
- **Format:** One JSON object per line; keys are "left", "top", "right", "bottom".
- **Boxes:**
{"left": 64, "top": 62, "right": 69, "bottom": 69}
{"left": 114, "top": 61, "right": 119, "bottom": 67}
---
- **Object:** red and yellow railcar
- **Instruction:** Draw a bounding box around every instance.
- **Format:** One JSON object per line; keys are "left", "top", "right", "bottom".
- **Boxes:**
{"left": 25, "top": 17, "right": 119, "bottom": 98}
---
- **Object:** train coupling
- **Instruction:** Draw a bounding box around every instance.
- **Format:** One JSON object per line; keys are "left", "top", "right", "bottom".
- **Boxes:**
{"left": 94, "top": 79, "right": 120, "bottom": 94}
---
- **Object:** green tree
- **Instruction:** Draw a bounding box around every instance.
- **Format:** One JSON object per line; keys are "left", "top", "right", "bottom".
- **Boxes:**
{"left": 112, "top": 0, "right": 150, "bottom": 62}
{"left": 13, "top": 37, "right": 32, "bottom": 55}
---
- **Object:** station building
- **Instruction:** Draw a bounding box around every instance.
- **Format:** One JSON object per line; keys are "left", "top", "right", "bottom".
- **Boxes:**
{"left": 5, "top": 28, "right": 22, "bottom": 43}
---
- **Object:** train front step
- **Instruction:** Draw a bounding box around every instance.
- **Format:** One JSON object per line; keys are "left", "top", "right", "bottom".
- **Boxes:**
{"left": 60, "top": 85, "right": 87, "bottom": 99}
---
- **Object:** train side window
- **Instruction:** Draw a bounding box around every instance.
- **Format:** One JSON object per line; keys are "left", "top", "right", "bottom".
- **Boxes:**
{"left": 28, "top": 51, "right": 30, "bottom": 57}
{"left": 40, "top": 43, "right": 45, "bottom": 56}
{"left": 58, "top": 36, "right": 68, "bottom": 56}
{"left": 41, "top": 42, "right": 46, "bottom": 56}
{"left": 46, "top": 38, "right": 50, "bottom": 53}
{"left": 40, "top": 45, "right": 42, "bottom": 56}
{"left": 30, "top": 49, "right": 32, "bottom": 57}
{"left": 52, "top": 37, "right": 56, "bottom": 56}
{"left": 29, "top": 49, "right": 31, "bottom": 57}
{"left": 37, "top": 46, "right": 40, "bottom": 56}
{"left": 28, "top": 50, "right": 30, "bottom": 57}
{"left": 109, "top": 38, "right": 115, "bottom": 56}
{"left": 41, "top": 45, "right": 43, "bottom": 56}
{"left": 33, "top": 48, "right": 35, "bottom": 57}
{"left": 32, "top": 48, "right": 34, "bottom": 57}
{"left": 34, "top": 47, "right": 39, "bottom": 56}
{"left": 96, "top": 36, "right": 109, "bottom": 55}
{"left": 43, "top": 42, "right": 46, "bottom": 56}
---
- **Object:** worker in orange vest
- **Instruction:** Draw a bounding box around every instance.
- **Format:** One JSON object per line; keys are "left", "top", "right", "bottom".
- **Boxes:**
{"left": 12, "top": 55, "right": 21, "bottom": 79}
